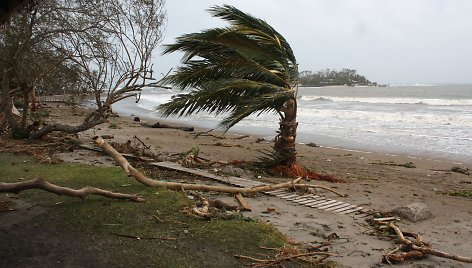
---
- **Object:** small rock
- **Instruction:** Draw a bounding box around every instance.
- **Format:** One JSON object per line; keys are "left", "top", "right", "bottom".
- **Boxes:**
{"left": 392, "top": 203, "right": 432, "bottom": 222}
{"left": 133, "top": 117, "right": 140, "bottom": 122}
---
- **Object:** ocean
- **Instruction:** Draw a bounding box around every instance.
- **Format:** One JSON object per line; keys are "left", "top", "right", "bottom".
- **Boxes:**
{"left": 112, "top": 84, "right": 472, "bottom": 164}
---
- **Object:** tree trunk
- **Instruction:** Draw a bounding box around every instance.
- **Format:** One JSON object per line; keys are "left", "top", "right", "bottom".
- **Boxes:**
{"left": 1, "top": 71, "right": 22, "bottom": 137}
{"left": 274, "top": 98, "right": 298, "bottom": 166}
{"left": 29, "top": 119, "right": 106, "bottom": 140}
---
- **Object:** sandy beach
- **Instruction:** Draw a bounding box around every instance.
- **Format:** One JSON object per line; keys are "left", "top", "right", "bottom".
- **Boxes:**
{"left": 4, "top": 103, "right": 471, "bottom": 267}
{"left": 45, "top": 102, "right": 470, "bottom": 267}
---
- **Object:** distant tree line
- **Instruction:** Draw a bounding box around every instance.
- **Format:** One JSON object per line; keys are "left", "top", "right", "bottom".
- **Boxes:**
{"left": 299, "top": 69, "right": 376, "bottom": 87}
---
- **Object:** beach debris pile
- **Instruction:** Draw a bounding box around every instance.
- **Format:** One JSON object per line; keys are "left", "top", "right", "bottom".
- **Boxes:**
{"left": 270, "top": 162, "right": 344, "bottom": 183}
{"left": 235, "top": 242, "right": 337, "bottom": 267}
{"left": 182, "top": 191, "right": 253, "bottom": 220}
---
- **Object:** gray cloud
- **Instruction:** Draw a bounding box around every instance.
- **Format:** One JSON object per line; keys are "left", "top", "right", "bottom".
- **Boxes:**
{"left": 154, "top": 0, "right": 472, "bottom": 84}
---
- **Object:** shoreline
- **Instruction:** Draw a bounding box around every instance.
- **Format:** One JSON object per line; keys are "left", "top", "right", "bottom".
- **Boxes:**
{"left": 111, "top": 100, "right": 472, "bottom": 166}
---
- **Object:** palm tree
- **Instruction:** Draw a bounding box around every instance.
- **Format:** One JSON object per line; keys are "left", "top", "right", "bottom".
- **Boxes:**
{"left": 159, "top": 5, "right": 299, "bottom": 166}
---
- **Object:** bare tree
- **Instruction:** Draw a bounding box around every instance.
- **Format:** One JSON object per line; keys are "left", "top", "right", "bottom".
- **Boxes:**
{"left": 0, "top": 0, "right": 166, "bottom": 139}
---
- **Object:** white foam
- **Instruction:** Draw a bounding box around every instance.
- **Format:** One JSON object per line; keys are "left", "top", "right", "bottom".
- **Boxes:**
{"left": 299, "top": 95, "right": 472, "bottom": 106}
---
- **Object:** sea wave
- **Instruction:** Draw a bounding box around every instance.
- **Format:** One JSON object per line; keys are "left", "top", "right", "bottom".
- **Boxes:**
{"left": 297, "top": 109, "right": 472, "bottom": 127}
{"left": 299, "top": 95, "right": 472, "bottom": 106}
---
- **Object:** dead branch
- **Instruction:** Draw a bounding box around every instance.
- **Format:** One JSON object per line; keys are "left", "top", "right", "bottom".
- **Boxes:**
{"left": 235, "top": 246, "right": 337, "bottom": 267}
{"left": 94, "top": 137, "right": 346, "bottom": 196}
{"left": 383, "top": 223, "right": 472, "bottom": 264}
{"left": 0, "top": 178, "right": 144, "bottom": 202}
{"left": 235, "top": 194, "right": 251, "bottom": 211}
{"left": 133, "top": 135, "right": 151, "bottom": 150}
{"left": 110, "top": 232, "right": 177, "bottom": 241}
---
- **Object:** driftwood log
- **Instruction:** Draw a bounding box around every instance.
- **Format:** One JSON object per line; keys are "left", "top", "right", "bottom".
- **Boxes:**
{"left": 94, "top": 137, "right": 345, "bottom": 196}
{"left": 382, "top": 223, "right": 472, "bottom": 264}
{"left": 141, "top": 122, "right": 194, "bottom": 132}
{"left": 0, "top": 178, "right": 144, "bottom": 202}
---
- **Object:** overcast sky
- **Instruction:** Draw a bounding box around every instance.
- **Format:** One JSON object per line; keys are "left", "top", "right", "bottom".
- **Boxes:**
{"left": 154, "top": 0, "right": 472, "bottom": 85}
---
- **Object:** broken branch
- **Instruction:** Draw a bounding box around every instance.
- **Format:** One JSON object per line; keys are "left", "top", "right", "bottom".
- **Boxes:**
{"left": 383, "top": 223, "right": 472, "bottom": 264}
{"left": 0, "top": 178, "right": 144, "bottom": 202}
{"left": 235, "top": 194, "right": 251, "bottom": 211}
{"left": 94, "top": 137, "right": 345, "bottom": 195}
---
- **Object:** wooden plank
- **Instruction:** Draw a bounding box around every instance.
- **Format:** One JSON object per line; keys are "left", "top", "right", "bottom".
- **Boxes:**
{"left": 333, "top": 204, "right": 357, "bottom": 213}
{"left": 289, "top": 194, "right": 314, "bottom": 201}
{"left": 235, "top": 194, "right": 251, "bottom": 211}
{"left": 264, "top": 189, "right": 287, "bottom": 195}
{"left": 318, "top": 201, "right": 346, "bottom": 210}
{"left": 305, "top": 199, "right": 333, "bottom": 206}
{"left": 340, "top": 207, "right": 364, "bottom": 215}
{"left": 373, "top": 217, "right": 397, "bottom": 222}
{"left": 280, "top": 194, "right": 299, "bottom": 199}
{"left": 275, "top": 192, "right": 295, "bottom": 198}
{"left": 292, "top": 195, "right": 319, "bottom": 203}
{"left": 297, "top": 197, "right": 324, "bottom": 204}
{"left": 310, "top": 200, "right": 338, "bottom": 208}
{"left": 324, "top": 203, "right": 352, "bottom": 211}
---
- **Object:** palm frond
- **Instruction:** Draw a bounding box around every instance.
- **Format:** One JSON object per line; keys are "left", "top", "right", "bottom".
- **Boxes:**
{"left": 255, "top": 149, "right": 296, "bottom": 169}
{"left": 159, "top": 79, "right": 288, "bottom": 118}
{"left": 157, "top": 5, "right": 298, "bottom": 132}
{"left": 219, "top": 90, "right": 293, "bottom": 130}
{"left": 208, "top": 5, "right": 297, "bottom": 70}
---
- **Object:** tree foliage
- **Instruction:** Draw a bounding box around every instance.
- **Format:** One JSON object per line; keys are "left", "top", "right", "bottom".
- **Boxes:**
{"left": 299, "top": 68, "right": 374, "bottom": 87}
{"left": 158, "top": 5, "right": 299, "bottom": 165}
{"left": 1, "top": 0, "right": 166, "bottom": 139}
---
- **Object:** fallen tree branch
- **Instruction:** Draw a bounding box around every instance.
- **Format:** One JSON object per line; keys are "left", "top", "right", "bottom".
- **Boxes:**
{"left": 95, "top": 137, "right": 347, "bottom": 196}
{"left": 0, "top": 178, "right": 144, "bottom": 202}
{"left": 29, "top": 119, "right": 106, "bottom": 140}
{"left": 382, "top": 223, "right": 472, "bottom": 264}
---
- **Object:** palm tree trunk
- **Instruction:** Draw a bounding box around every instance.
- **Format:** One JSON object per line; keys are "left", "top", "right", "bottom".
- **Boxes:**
{"left": 274, "top": 98, "right": 298, "bottom": 166}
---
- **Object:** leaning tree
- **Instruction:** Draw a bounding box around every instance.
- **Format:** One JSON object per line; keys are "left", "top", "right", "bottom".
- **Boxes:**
{"left": 159, "top": 5, "right": 299, "bottom": 166}
{"left": 0, "top": 0, "right": 166, "bottom": 139}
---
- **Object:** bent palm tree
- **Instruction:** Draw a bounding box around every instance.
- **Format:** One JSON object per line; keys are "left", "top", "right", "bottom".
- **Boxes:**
{"left": 159, "top": 5, "right": 299, "bottom": 166}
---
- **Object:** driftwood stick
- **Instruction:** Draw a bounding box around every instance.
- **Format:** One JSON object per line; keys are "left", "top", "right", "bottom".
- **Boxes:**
{"left": 386, "top": 223, "right": 472, "bottom": 264}
{"left": 0, "top": 178, "right": 144, "bottom": 202}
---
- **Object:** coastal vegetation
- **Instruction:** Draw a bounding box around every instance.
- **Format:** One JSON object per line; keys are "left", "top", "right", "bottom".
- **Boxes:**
{"left": 159, "top": 5, "right": 300, "bottom": 166}
{"left": 0, "top": 0, "right": 166, "bottom": 139}
{"left": 299, "top": 68, "right": 375, "bottom": 87}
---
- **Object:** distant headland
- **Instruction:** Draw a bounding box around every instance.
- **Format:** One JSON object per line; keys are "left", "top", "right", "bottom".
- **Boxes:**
{"left": 299, "top": 68, "right": 385, "bottom": 87}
